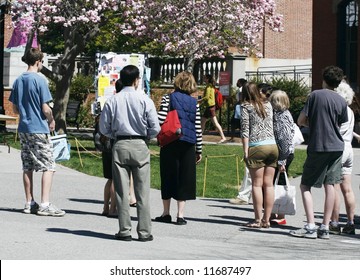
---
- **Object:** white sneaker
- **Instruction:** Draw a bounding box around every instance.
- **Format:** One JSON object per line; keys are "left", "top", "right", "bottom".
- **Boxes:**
{"left": 23, "top": 202, "right": 39, "bottom": 214}
{"left": 229, "top": 197, "right": 248, "bottom": 205}
{"left": 289, "top": 225, "right": 317, "bottom": 239}
{"left": 37, "top": 203, "right": 66, "bottom": 217}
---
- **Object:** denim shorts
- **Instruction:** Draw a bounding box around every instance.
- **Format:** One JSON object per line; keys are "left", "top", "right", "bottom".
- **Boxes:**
{"left": 301, "top": 151, "right": 342, "bottom": 187}
{"left": 246, "top": 144, "right": 279, "bottom": 169}
{"left": 20, "top": 133, "right": 56, "bottom": 172}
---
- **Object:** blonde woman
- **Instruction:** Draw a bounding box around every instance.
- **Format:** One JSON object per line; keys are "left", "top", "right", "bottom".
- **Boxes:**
{"left": 240, "top": 82, "right": 278, "bottom": 228}
{"left": 269, "top": 90, "right": 295, "bottom": 225}
{"left": 156, "top": 72, "right": 202, "bottom": 225}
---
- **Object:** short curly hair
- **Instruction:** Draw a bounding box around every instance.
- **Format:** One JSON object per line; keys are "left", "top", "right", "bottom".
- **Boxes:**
{"left": 335, "top": 80, "right": 354, "bottom": 105}
{"left": 322, "top": 65, "right": 344, "bottom": 89}
{"left": 173, "top": 71, "right": 197, "bottom": 94}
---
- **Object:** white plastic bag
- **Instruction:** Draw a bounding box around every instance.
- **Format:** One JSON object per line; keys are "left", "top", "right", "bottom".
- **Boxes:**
{"left": 272, "top": 171, "right": 296, "bottom": 215}
{"left": 293, "top": 124, "right": 304, "bottom": 146}
{"left": 237, "top": 167, "right": 252, "bottom": 200}
{"left": 50, "top": 133, "right": 71, "bottom": 162}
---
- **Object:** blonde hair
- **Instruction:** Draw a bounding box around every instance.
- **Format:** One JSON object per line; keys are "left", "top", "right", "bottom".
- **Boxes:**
{"left": 173, "top": 71, "right": 197, "bottom": 94}
{"left": 269, "top": 90, "right": 290, "bottom": 111}
{"left": 335, "top": 80, "right": 354, "bottom": 105}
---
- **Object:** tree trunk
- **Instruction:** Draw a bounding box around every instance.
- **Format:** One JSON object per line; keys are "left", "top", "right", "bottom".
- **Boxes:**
{"left": 184, "top": 55, "right": 196, "bottom": 72}
{"left": 52, "top": 70, "right": 74, "bottom": 134}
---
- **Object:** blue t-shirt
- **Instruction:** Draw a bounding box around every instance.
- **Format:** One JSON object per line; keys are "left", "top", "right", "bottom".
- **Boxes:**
{"left": 9, "top": 72, "right": 52, "bottom": 133}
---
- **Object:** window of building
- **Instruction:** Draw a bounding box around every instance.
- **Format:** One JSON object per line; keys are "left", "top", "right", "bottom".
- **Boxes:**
{"left": 337, "top": 0, "right": 358, "bottom": 89}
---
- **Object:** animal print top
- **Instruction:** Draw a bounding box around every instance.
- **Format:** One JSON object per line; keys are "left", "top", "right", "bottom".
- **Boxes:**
{"left": 240, "top": 101, "right": 276, "bottom": 145}
{"left": 273, "top": 109, "right": 295, "bottom": 166}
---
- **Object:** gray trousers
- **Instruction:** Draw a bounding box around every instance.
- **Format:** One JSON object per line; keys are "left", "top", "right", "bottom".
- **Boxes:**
{"left": 112, "top": 139, "right": 151, "bottom": 239}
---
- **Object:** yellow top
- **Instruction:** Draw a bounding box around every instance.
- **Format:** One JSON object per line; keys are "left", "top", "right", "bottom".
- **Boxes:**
{"left": 202, "top": 85, "right": 215, "bottom": 107}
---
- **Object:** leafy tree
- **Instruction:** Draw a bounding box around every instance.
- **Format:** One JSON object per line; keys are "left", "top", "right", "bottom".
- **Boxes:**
{"left": 123, "top": 0, "right": 283, "bottom": 70}
{"left": 9, "top": 0, "right": 119, "bottom": 133}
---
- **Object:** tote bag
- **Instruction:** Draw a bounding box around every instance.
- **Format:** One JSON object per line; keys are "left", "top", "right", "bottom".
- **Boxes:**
{"left": 50, "top": 133, "right": 71, "bottom": 162}
{"left": 272, "top": 171, "right": 296, "bottom": 215}
{"left": 157, "top": 95, "right": 182, "bottom": 147}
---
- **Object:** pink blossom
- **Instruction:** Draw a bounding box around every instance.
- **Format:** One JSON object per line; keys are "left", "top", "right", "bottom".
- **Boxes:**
{"left": 122, "top": 0, "right": 283, "bottom": 61}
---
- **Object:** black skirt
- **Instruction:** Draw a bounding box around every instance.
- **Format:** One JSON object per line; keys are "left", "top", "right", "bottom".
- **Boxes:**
{"left": 160, "top": 140, "right": 196, "bottom": 200}
{"left": 102, "top": 151, "right": 113, "bottom": 180}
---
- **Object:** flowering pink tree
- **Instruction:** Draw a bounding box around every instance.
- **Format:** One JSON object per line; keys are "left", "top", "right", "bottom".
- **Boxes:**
{"left": 123, "top": 0, "right": 283, "bottom": 70}
{"left": 9, "top": 0, "right": 119, "bottom": 132}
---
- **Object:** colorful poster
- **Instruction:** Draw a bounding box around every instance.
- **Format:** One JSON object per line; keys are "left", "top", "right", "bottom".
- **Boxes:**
{"left": 98, "top": 76, "right": 110, "bottom": 97}
{"left": 93, "top": 53, "right": 148, "bottom": 114}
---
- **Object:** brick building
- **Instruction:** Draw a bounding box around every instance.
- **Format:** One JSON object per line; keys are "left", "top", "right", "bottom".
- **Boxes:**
{"left": 312, "top": 0, "right": 360, "bottom": 118}
{"left": 261, "top": 0, "right": 312, "bottom": 60}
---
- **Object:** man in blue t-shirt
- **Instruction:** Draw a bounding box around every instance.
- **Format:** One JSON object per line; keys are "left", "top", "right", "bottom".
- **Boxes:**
{"left": 290, "top": 66, "right": 348, "bottom": 239}
{"left": 9, "top": 48, "right": 65, "bottom": 217}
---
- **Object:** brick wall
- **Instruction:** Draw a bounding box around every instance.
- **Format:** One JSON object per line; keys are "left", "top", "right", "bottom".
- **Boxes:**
{"left": 4, "top": 14, "right": 13, "bottom": 48}
{"left": 261, "top": 0, "right": 312, "bottom": 59}
{"left": 3, "top": 88, "right": 17, "bottom": 124}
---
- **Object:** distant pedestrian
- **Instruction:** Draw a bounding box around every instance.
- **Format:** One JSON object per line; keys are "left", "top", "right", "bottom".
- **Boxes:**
{"left": 199, "top": 74, "right": 227, "bottom": 144}
{"left": 236, "top": 78, "right": 247, "bottom": 102}
{"left": 228, "top": 78, "right": 247, "bottom": 143}
{"left": 9, "top": 47, "right": 65, "bottom": 217}
{"left": 290, "top": 66, "right": 348, "bottom": 240}
{"left": 100, "top": 65, "right": 160, "bottom": 242}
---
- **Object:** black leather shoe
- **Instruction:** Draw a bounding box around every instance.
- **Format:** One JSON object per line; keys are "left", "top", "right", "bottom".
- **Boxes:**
{"left": 114, "top": 233, "right": 132, "bottom": 241}
{"left": 138, "top": 235, "right": 154, "bottom": 242}
{"left": 176, "top": 217, "right": 187, "bottom": 225}
{"left": 155, "top": 214, "right": 172, "bottom": 223}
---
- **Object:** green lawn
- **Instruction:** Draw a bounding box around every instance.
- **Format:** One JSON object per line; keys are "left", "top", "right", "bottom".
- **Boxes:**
{"left": 3, "top": 132, "right": 306, "bottom": 199}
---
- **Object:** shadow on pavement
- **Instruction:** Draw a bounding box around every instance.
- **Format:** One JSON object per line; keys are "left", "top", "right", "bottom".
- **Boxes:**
{"left": 46, "top": 228, "right": 114, "bottom": 240}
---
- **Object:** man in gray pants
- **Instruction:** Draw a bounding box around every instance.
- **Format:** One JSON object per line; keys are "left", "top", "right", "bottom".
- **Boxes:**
{"left": 100, "top": 65, "right": 160, "bottom": 242}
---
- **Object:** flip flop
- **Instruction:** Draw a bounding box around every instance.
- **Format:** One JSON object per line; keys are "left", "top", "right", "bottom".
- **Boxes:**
{"left": 130, "top": 202, "right": 137, "bottom": 207}
{"left": 217, "top": 139, "right": 227, "bottom": 144}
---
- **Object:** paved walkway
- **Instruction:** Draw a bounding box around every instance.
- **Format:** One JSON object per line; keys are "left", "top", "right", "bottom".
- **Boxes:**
{"left": 1, "top": 140, "right": 360, "bottom": 261}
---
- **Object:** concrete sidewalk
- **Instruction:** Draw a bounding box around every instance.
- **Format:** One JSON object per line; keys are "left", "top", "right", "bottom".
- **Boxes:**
{"left": 1, "top": 143, "right": 360, "bottom": 260}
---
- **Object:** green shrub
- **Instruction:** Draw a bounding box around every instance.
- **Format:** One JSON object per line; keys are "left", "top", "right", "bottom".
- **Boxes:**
{"left": 270, "top": 77, "right": 310, "bottom": 121}
{"left": 70, "top": 74, "right": 94, "bottom": 102}
{"left": 77, "top": 99, "right": 95, "bottom": 128}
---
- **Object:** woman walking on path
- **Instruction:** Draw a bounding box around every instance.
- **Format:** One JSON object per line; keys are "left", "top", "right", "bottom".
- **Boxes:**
{"left": 156, "top": 72, "right": 202, "bottom": 225}
{"left": 240, "top": 82, "right": 278, "bottom": 228}
{"left": 199, "top": 74, "right": 226, "bottom": 143}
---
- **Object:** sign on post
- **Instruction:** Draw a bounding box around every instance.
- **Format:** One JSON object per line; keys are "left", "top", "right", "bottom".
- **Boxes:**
{"left": 218, "top": 71, "right": 231, "bottom": 96}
